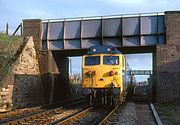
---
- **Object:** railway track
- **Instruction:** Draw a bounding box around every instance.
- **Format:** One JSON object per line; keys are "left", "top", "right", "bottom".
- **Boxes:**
{"left": 1, "top": 97, "right": 162, "bottom": 125}
{"left": 57, "top": 105, "right": 114, "bottom": 125}
{"left": 1, "top": 96, "right": 88, "bottom": 125}
{"left": 99, "top": 102, "right": 163, "bottom": 125}
{"left": 0, "top": 106, "right": 44, "bottom": 124}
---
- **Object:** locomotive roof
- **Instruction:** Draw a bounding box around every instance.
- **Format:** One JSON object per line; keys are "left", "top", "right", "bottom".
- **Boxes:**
{"left": 87, "top": 45, "right": 122, "bottom": 54}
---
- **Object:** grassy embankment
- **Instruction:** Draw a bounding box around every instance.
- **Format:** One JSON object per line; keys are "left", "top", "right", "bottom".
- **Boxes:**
{"left": 0, "top": 33, "right": 23, "bottom": 87}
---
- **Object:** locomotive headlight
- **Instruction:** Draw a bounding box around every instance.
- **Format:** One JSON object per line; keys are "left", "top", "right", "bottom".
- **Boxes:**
{"left": 110, "top": 70, "right": 115, "bottom": 76}
{"left": 112, "top": 81, "right": 117, "bottom": 88}
{"left": 107, "top": 48, "right": 111, "bottom": 52}
{"left": 86, "top": 70, "right": 96, "bottom": 76}
{"left": 87, "top": 70, "right": 93, "bottom": 75}
{"left": 93, "top": 48, "right": 96, "bottom": 52}
{"left": 110, "top": 70, "right": 119, "bottom": 76}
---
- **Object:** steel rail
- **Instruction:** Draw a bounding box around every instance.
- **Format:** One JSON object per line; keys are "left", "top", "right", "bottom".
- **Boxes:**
{"left": 0, "top": 106, "right": 42, "bottom": 119}
{"left": 3, "top": 107, "right": 63, "bottom": 125}
{"left": 57, "top": 106, "right": 93, "bottom": 125}
{"left": 0, "top": 96, "right": 85, "bottom": 119}
{"left": 98, "top": 102, "right": 163, "bottom": 125}
{"left": 150, "top": 103, "right": 163, "bottom": 125}
{"left": 98, "top": 103, "right": 126, "bottom": 125}
{"left": 1, "top": 96, "right": 87, "bottom": 125}
{"left": 57, "top": 105, "right": 118, "bottom": 125}
{"left": 98, "top": 105, "right": 120, "bottom": 125}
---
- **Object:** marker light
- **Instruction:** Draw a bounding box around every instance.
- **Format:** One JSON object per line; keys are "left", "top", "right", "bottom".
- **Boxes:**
{"left": 93, "top": 48, "right": 96, "bottom": 52}
{"left": 107, "top": 48, "right": 111, "bottom": 52}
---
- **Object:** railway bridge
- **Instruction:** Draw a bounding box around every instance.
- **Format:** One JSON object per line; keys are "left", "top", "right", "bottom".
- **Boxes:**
{"left": 22, "top": 11, "right": 180, "bottom": 104}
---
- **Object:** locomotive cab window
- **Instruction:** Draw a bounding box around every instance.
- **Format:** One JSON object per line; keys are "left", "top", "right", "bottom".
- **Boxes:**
{"left": 85, "top": 56, "right": 100, "bottom": 66}
{"left": 103, "top": 56, "right": 119, "bottom": 65}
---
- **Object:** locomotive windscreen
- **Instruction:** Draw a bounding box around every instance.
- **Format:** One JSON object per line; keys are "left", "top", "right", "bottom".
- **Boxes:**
{"left": 85, "top": 56, "right": 100, "bottom": 66}
{"left": 103, "top": 56, "right": 119, "bottom": 65}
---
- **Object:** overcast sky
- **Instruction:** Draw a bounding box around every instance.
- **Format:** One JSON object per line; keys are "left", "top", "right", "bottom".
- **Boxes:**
{"left": 0, "top": 0, "right": 179, "bottom": 82}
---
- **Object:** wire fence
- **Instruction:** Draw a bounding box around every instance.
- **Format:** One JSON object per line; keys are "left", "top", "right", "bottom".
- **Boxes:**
{"left": 0, "top": 33, "right": 24, "bottom": 87}
{"left": 0, "top": 23, "right": 22, "bottom": 36}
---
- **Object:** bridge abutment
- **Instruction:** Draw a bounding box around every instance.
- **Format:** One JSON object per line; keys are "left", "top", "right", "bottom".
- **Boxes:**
{"left": 156, "top": 11, "right": 180, "bottom": 103}
{"left": 23, "top": 19, "right": 71, "bottom": 104}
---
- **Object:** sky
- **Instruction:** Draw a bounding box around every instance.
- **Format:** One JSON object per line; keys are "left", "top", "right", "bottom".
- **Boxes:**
{"left": 0, "top": 0, "right": 180, "bottom": 33}
{"left": 0, "top": 0, "right": 179, "bottom": 81}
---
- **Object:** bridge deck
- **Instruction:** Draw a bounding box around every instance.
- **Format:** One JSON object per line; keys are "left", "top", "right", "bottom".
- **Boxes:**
{"left": 41, "top": 12, "right": 165, "bottom": 51}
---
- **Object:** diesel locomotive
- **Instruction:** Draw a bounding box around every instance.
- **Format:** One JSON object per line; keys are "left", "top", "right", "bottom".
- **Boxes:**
{"left": 82, "top": 45, "right": 134, "bottom": 105}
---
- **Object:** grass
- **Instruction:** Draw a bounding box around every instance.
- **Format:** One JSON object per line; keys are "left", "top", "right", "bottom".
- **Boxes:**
{"left": 0, "top": 33, "right": 22, "bottom": 63}
{"left": 0, "top": 33, "right": 23, "bottom": 87}
{"left": 156, "top": 99, "right": 180, "bottom": 125}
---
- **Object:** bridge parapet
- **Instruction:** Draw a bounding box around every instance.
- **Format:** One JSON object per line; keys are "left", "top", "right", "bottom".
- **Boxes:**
{"left": 41, "top": 12, "right": 165, "bottom": 50}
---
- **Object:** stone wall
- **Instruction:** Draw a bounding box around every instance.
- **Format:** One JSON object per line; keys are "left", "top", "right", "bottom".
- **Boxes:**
{"left": 0, "top": 85, "right": 13, "bottom": 112}
{"left": 23, "top": 19, "right": 72, "bottom": 104}
{"left": 13, "top": 37, "right": 45, "bottom": 108}
{"left": 156, "top": 11, "right": 180, "bottom": 103}
{"left": 0, "top": 37, "right": 45, "bottom": 112}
